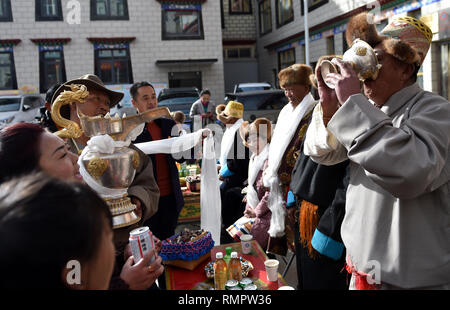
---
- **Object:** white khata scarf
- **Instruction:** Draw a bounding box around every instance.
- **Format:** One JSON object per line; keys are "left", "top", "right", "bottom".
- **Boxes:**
{"left": 78, "top": 129, "right": 207, "bottom": 199}
{"left": 246, "top": 144, "right": 269, "bottom": 209}
{"left": 220, "top": 118, "right": 244, "bottom": 167}
{"left": 262, "top": 93, "right": 316, "bottom": 237}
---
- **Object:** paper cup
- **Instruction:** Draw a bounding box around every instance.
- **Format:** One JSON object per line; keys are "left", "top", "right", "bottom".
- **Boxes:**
{"left": 240, "top": 234, "right": 253, "bottom": 254}
{"left": 264, "top": 259, "right": 279, "bottom": 282}
{"left": 278, "top": 286, "right": 295, "bottom": 290}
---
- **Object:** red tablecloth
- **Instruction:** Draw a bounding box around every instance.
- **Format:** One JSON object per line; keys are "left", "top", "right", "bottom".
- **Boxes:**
{"left": 165, "top": 240, "right": 287, "bottom": 290}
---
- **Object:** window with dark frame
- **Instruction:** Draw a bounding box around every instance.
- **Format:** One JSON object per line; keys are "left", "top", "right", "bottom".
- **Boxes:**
{"left": 0, "top": 50, "right": 17, "bottom": 89}
{"left": 301, "top": 0, "right": 329, "bottom": 15}
{"left": 326, "top": 35, "right": 335, "bottom": 55}
{"left": 161, "top": 4, "right": 204, "bottom": 40}
{"left": 39, "top": 47, "right": 67, "bottom": 93}
{"left": 276, "top": 0, "right": 293, "bottom": 28}
{"left": 223, "top": 47, "right": 253, "bottom": 59}
{"left": 229, "top": 0, "right": 252, "bottom": 14}
{"left": 0, "top": 0, "right": 12, "bottom": 22}
{"left": 259, "top": 0, "right": 272, "bottom": 36}
{"left": 90, "top": 0, "right": 129, "bottom": 20}
{"left": 168, "top": 71, "right": 202, "bottom": 90}
{"left": 278, "top": 47, "right": 295, "bottom": 71}
{"left": 94, "top": 47, "right": 133, "bottom": 84}
{"left": 36, "top": 0, "right": 63, "bottom": 21}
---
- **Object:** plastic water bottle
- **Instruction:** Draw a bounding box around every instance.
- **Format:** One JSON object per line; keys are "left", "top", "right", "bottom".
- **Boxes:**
{"left": 224, "top": 246, "right": 232, "bottom": 265}
{"left": 214, "top": 252, "right": 228, "bottom": 290}
{"left": 228, "top": 252, "right": 242, "bottom": 282}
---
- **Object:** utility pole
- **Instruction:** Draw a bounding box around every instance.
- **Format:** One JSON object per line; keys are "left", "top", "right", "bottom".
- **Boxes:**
{"left": 304, "top": 0, "right": 310, "bottom": 66}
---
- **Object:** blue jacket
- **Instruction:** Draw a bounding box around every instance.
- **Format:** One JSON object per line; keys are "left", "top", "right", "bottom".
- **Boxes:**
{"left": 134, "top": 117, "right": 185, "bottom": 213}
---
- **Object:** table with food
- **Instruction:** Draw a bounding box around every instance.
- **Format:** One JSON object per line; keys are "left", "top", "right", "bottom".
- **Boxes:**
{"left": 161, "top": 228, "right": 288, "bottom": 290}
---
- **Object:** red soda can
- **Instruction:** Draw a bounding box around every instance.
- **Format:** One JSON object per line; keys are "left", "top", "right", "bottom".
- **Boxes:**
{"left": 129, "top": 226, "right": 155, "bottom": 265}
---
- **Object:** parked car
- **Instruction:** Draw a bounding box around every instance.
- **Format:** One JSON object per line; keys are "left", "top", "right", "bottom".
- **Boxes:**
{"left": 0, "top": 94, "right": 45, "bottom": 129}
{"left": 224, "top": 89, "right": 288, "bottom": 123}
{"left": 157, "top": 87, "right": 200, "bottom": 124}
{"left": 233, "top": 82, "right": 273, "bottom": 93}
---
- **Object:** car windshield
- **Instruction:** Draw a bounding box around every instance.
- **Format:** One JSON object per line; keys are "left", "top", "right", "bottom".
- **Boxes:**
{"left": 158, "top": 97, "right": 199, "bottom": 106}
{"left": 235, "top": 93, "right": 287, "bottom": 110}
{"left": 237, "top": 86, "right": 271, "bottom": 92}
{"left": 0, "top": 98, "right": 21, "bottom": 112}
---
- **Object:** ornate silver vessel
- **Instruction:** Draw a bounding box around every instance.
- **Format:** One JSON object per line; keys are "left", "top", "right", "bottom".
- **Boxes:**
{"left": 51, "top": 84, "right": 171, "bottom": 229}
{"left": 321, "top": 39, "right": 382, "bottom": 89}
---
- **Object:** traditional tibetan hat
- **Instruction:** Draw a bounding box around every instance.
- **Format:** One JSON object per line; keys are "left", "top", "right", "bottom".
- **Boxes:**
{"left": 51, "top": 74, "right": 124, "bottom": 119}
{"left": 219, "top": 100, "right": 244, "bottom": 120}
{"left": 278, "top": 64, "right": 313, "bottom": 89}
{"left": 239, "top": 118, "right": 272, "bottom": 148}
{"left": 345, "top": 12, "right": 432, "bottom": 66}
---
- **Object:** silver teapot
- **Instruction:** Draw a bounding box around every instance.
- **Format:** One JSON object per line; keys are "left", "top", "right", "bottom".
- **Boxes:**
{"left": 52, "top": 84, "right": 171, "bottom": 229}
{"left": 320, "top": 39, "right": 382, "bottom": 89}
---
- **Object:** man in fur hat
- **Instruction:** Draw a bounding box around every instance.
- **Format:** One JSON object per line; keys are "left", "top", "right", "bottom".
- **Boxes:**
{"left": 217, "top": 101, "right": 250, "bottom": 242}
{"left": 304, "top": 13, "right": 450, "bottom": 289}
{"left": 263, "top": 64, "right": 317, "bottom": 255}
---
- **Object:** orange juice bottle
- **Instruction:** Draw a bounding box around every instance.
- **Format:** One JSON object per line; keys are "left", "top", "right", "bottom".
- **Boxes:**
{"left": 228, "top": 252, "right": 242, "bottom": 281}
{"left": 214, "top": 252, "right": 228, "bottom": 290}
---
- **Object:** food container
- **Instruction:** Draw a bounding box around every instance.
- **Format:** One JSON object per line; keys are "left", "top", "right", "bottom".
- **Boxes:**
{"left": 186, "top": 175, "right": 201, "bottom": 192}
{"left": 160, "top": 229, "right": 214, "bottom": 270}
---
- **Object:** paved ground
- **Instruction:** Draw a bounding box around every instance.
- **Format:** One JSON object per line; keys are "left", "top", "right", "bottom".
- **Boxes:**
{"left": 175, "top": 221, "right": 299, "bottom": 289}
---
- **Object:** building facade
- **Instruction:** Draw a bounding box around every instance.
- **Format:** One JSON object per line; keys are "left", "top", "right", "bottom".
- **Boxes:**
{"left": 0, "top": 0, "right": 225, "bottom": 106}
{"left": 221, "top": 0, "right": 259, "bottom": 93}
{"left": 1, "top": 0, "right": 449, "bottom": 107}
{"left": 254, "top": 0, "right": 450, "bottom": 100}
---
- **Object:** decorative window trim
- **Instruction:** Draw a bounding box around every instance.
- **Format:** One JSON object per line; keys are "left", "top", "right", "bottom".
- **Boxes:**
{"left": 30, "top": 38, "right": 71, "bottom": 45}
{"left": 156, "top": 0, "right": 207, "bottom": 3}
{"left": 90, "top": 0, "right": 129, "bottom": 21}
{"left": 35, "top": 0, "right": 63, "bottom": 22}
{"left": 0, "top": 39, "right": 21, "bottom": 47}
{"left": 87, "top": 37, "right": 136, "bottom": 45}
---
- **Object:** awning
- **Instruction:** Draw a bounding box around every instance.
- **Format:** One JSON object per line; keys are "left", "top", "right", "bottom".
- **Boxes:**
{"left": 155, "top": 58, "right": 218, "bottom": 66}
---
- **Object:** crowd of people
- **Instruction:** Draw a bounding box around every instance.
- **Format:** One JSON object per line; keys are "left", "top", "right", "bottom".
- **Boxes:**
{"left": 0, "top": 13, "right": 448, "bottom": 290}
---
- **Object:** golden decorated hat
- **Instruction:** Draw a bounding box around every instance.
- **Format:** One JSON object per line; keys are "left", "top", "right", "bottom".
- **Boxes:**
{"left": 345, "top": 12, "right": 432, "bottom": 66}
{"left": 220, "top": 100, "right": 244, "bottom": 119}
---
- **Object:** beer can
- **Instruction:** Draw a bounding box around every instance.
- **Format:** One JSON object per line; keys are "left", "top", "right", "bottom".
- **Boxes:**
{"left": 225, "top": 280, "right": 239, "bottom": 290}
{"left": 239, "top": 277, "right": 253, "bottom": 288}
{"left": 243, "top": 284, "right": 258, "bottom": 290}
{"left": 129, "top": 226, "right": 155, "bottom": 265}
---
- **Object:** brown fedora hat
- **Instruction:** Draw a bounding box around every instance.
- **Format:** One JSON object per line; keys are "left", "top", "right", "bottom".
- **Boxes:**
{"left": 51, "top": 74, "right": 124, "bottom": 108}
